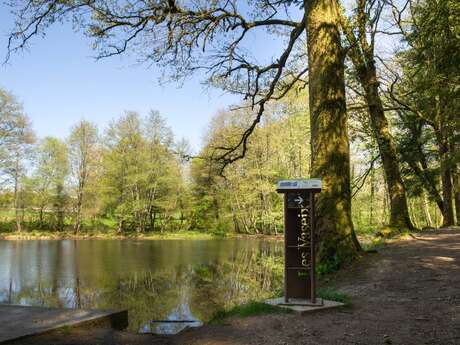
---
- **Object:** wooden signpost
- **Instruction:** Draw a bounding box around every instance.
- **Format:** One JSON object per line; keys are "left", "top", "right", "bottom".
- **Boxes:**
{"left": 276, "top": 179, "right": 322, "bottom": 306}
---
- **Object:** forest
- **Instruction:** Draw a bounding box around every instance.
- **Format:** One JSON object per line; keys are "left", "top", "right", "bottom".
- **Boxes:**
{"left": 0, "top": 0, "right": 459, "bottom": 266}
{"left": 1, "top": 88, "right": 308, "bottom": 236}
{"left": 0, "top": 1, "right": 459, "bottom": 343}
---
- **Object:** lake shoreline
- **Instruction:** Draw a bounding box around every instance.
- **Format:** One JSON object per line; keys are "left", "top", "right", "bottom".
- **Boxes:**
{"left": 0, "top": 230, "right": 284, "bottom": 241}
{"left": 10, "top": 229, "right": 460, "bottom": 345}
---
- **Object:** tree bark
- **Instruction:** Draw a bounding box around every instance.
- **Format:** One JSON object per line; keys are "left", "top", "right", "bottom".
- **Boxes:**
{"left": 74, "top": 189, "right": 83, "bottom": 234}
{"left": 369, "top": 167, "right": 374, "bottom": 225}
{"left": 440, "top": 162, "right": 454, "bottom": 227}
{"left": 436, "top": 125, "right": 454, "bottom": 226}
{"left": 406, "top": 154, "right": 444, "bottom": 213}
{"left": 13, "top": 157, "right": 21, "bottom": 233}
{"left": 56, "top": 183, "right": 65, "bottom": 231}
{"left": 39, "top": 206, "right": 44, "bottom": 229}
{"left": 453, "top": 167, "right": 460, "bottom": 226}
{"left": 340, "top": 2, "right": 414, "bottom": 231}
{"left": 305, "top": 0, "right": 361, "bottom": 265}
{"left": 73, "top": 166, "right": 86, "bottom": 234}
{"left": 430, "top": 91, "right": 455, "bottom": 227}
{"left": 117, "top": 219, "right": 124, "bottom": 233}
{"left": 421, "top": 190, "right": 433, "bottom": 227}
{"left": 361, "top": 65, "right": 414, "bottom": 229}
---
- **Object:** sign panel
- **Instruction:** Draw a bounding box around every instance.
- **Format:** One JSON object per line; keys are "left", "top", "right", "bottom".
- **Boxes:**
{"left": 286, "top": 192, "right": 309, "bottom": 209}
{"left": 277, "top": 179, "right": 321, "bottom": 304}
{"left": 277, "top": 179, "right": 322, "bottom": 191}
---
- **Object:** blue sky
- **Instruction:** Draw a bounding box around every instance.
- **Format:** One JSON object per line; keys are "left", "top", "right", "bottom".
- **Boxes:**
{"left": 0, "top": 3, "right": 254, "bottom": 152}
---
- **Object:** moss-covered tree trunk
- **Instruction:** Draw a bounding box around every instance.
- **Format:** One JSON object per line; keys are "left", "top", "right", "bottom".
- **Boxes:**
{"left": 440, "top": 162, "right": 454, "bottom": 227}
{"left": 404, "top": 125, "right": 445, "bottom": 213}
{"left": 359, "top": 63, "right": 414, "bottom": 230}
{"left": 435, "top": 99, "right": 455, "bottom": 227}
{"left": 439, "top": 143, "right": 454, "bottom": 227}
{"left": 305, "top": 0, "right": 361, "bottom": 266}
{"left": 453, "top": 167, "right": 460, "bottom": 225}
{"left": 341, "top": 6, "right": 414, "bottom": 231}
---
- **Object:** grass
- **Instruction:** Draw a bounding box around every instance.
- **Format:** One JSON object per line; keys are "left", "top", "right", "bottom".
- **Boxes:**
{"left": 0, "top": 208, "right": 237, "bottom": 240}
{"left": 210, "top": 301, "right": 292, "bottom": 323}
{"left": 356, "top": 224, "right": 416, "bottom": 253}
{"left": 360, "top": 236, "right": 385, "bottom": 252}
{"left": 317, "top": 287, "right": 352, "bottom": 307}
{"left": 0, "top": 228, "right": 223, "bottom": 240}
{"left": 59, "top": 325, "right": 73, "bottom": 335}
{"left": 0, "top": 208, "right": 234, "bottom": 240}
{"left": 210, "top": 288, "right": 352, "bottom": 323}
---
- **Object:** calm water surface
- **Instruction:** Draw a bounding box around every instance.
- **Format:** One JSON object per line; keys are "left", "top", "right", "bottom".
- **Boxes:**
{"left": 0, "top": 239, "right": 283, "bottom": 333}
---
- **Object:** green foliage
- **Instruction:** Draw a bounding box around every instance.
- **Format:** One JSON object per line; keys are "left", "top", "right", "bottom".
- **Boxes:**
{"left": 0, "top": 100, "right": 196, "bottom": 235}
{"left": 2, "top": 0, "right": 459, "bottom": 277}
{"left": 317, "top": 288, "right": 351, "bottom": 307}
{"left": 33, "top": 137, "right": 69, "bottom": 231}
{"left": 210, "top": 301, "right": 291, "bottom": 323}
{"left": 190, "top": 90, "right": 310, "bottom": 235}
{"left": 59, "top": 325, "right": 73, "bottom": 335}
{"left": 316, "top": 253, "right": 343, "bottom": 276}
{"left": 0, "top": 89, "right": 35, "bottom": 168}
{"left": 68, "top": 120, "right": 99, "bottom": 232}
{"left": 391, "top": 0, "right": 460, "bottom": 226}
{"left": 100, "top": 111, "right": 185, "bottom": 233}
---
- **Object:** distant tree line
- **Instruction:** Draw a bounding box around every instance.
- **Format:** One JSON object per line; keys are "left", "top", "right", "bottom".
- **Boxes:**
{"left": 0, "top": 93, "right": 188, "bottom": 234}
{"left": 1, "top": 39, "right": 459, "bottom": 236}
{"left": 1, "top": 0, "right": 459, "bottom": 270}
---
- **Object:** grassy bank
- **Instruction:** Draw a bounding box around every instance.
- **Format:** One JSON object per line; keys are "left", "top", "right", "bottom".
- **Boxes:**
{"left": 356, "top": 225, "right": 420, "bottom": 252}
{"left": 0, "top": 224, "right": 415, "bottom": 245}
{"left": 0, "top": 229, "right": 222, "bottom": 240}
{"left": 209, "top": 287, "right": 351, "bottom": 322}
{"left": 210, "top": 301, "right": 292, "bottom": 323}
{"left": 0, "top": 209, "right": 287, "bottom": 240}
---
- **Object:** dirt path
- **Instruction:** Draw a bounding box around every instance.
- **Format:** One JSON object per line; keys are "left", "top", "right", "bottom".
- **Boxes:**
{"left": 8, "top": 229, "right": 460, "bottom": 345}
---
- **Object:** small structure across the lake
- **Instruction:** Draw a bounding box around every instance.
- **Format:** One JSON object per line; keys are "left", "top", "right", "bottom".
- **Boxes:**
{"left": 0, "top": 304, "right": 127, "bottom": 344}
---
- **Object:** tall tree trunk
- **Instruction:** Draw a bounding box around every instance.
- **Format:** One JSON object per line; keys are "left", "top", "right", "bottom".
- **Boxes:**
{"left": 369, "top": 167, "right": 374, "bottom": 225}
{"left": 441, "top": 165, "right": 454, "bottom": 226}
{"left": 74, "top": 166, "right": 86, "bottom": 234}
{"left": 359, "top": 64, "right": 414, "bottom": 230}
{"left": 432, "top": 93, "right": 455, "bottom": 226}
{"left": 56, "top": 183, "right": 65, "bottom": 231}
{"left": 402, "top": 116, "right": 445, "bottom": 214}
{"left": 422, "top": 190, "right": 433, "bottom": 228}
{"left": 407, "top": 159, "right": 444, "bottom": 212}
{"left": 74, "top": 189, "right": 83, "bottom": 234}
{"left": 152, "top": 211, "right": 156, "bottom": 232}
{"left": 382, "top": 183, "right": 387, "bottom": 224}
{"left": 117, "top": 219, "right": 124, "bottom": 234}
{"left": 436, "top": 128, "right": 454, "bottom": 226}
{"left": 13, "top": 157, "right": 21, "bottom": 233}
{"left": 449, "top": 140, "right": 459, "bottom": 226}
{"left": 453, "top": 167, "right": 460, "bottom": 226}
{"left": 341, "top": 4, "right": 414, "bottom": 231}
{"left": 39, "top": 206, "right": 44, "bottom": 229}
{"left": 305, "top": 0, "right": 361, "bottom": 265}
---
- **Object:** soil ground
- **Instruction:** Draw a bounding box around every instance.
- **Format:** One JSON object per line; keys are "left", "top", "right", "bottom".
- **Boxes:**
{"left": 6, "top": 229, "right": 460, "bottom": 345}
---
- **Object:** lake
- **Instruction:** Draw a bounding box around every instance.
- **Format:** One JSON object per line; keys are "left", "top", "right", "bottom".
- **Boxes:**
{"left": 0, "top": 238, "right": 283, "bottom": 333}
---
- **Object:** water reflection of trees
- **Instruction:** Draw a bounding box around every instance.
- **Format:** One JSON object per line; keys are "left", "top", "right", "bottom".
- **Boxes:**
{"left": 190, "top": 248, "right": 284, "bottom": 319}
{"left": 99, "top": 247, "right": 283, "bottom": 331}
{"left": 0, "top": 240, "right": 283, "bottom": 332}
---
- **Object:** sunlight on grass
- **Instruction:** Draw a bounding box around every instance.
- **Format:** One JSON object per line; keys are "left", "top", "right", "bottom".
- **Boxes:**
{"left": 210, "top": 301, "right": 291, "bottom": 323}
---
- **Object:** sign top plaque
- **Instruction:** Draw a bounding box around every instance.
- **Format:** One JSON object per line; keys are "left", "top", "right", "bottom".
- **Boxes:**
{"left": 277, "top": 179, "right": 322, "bottom": 192}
